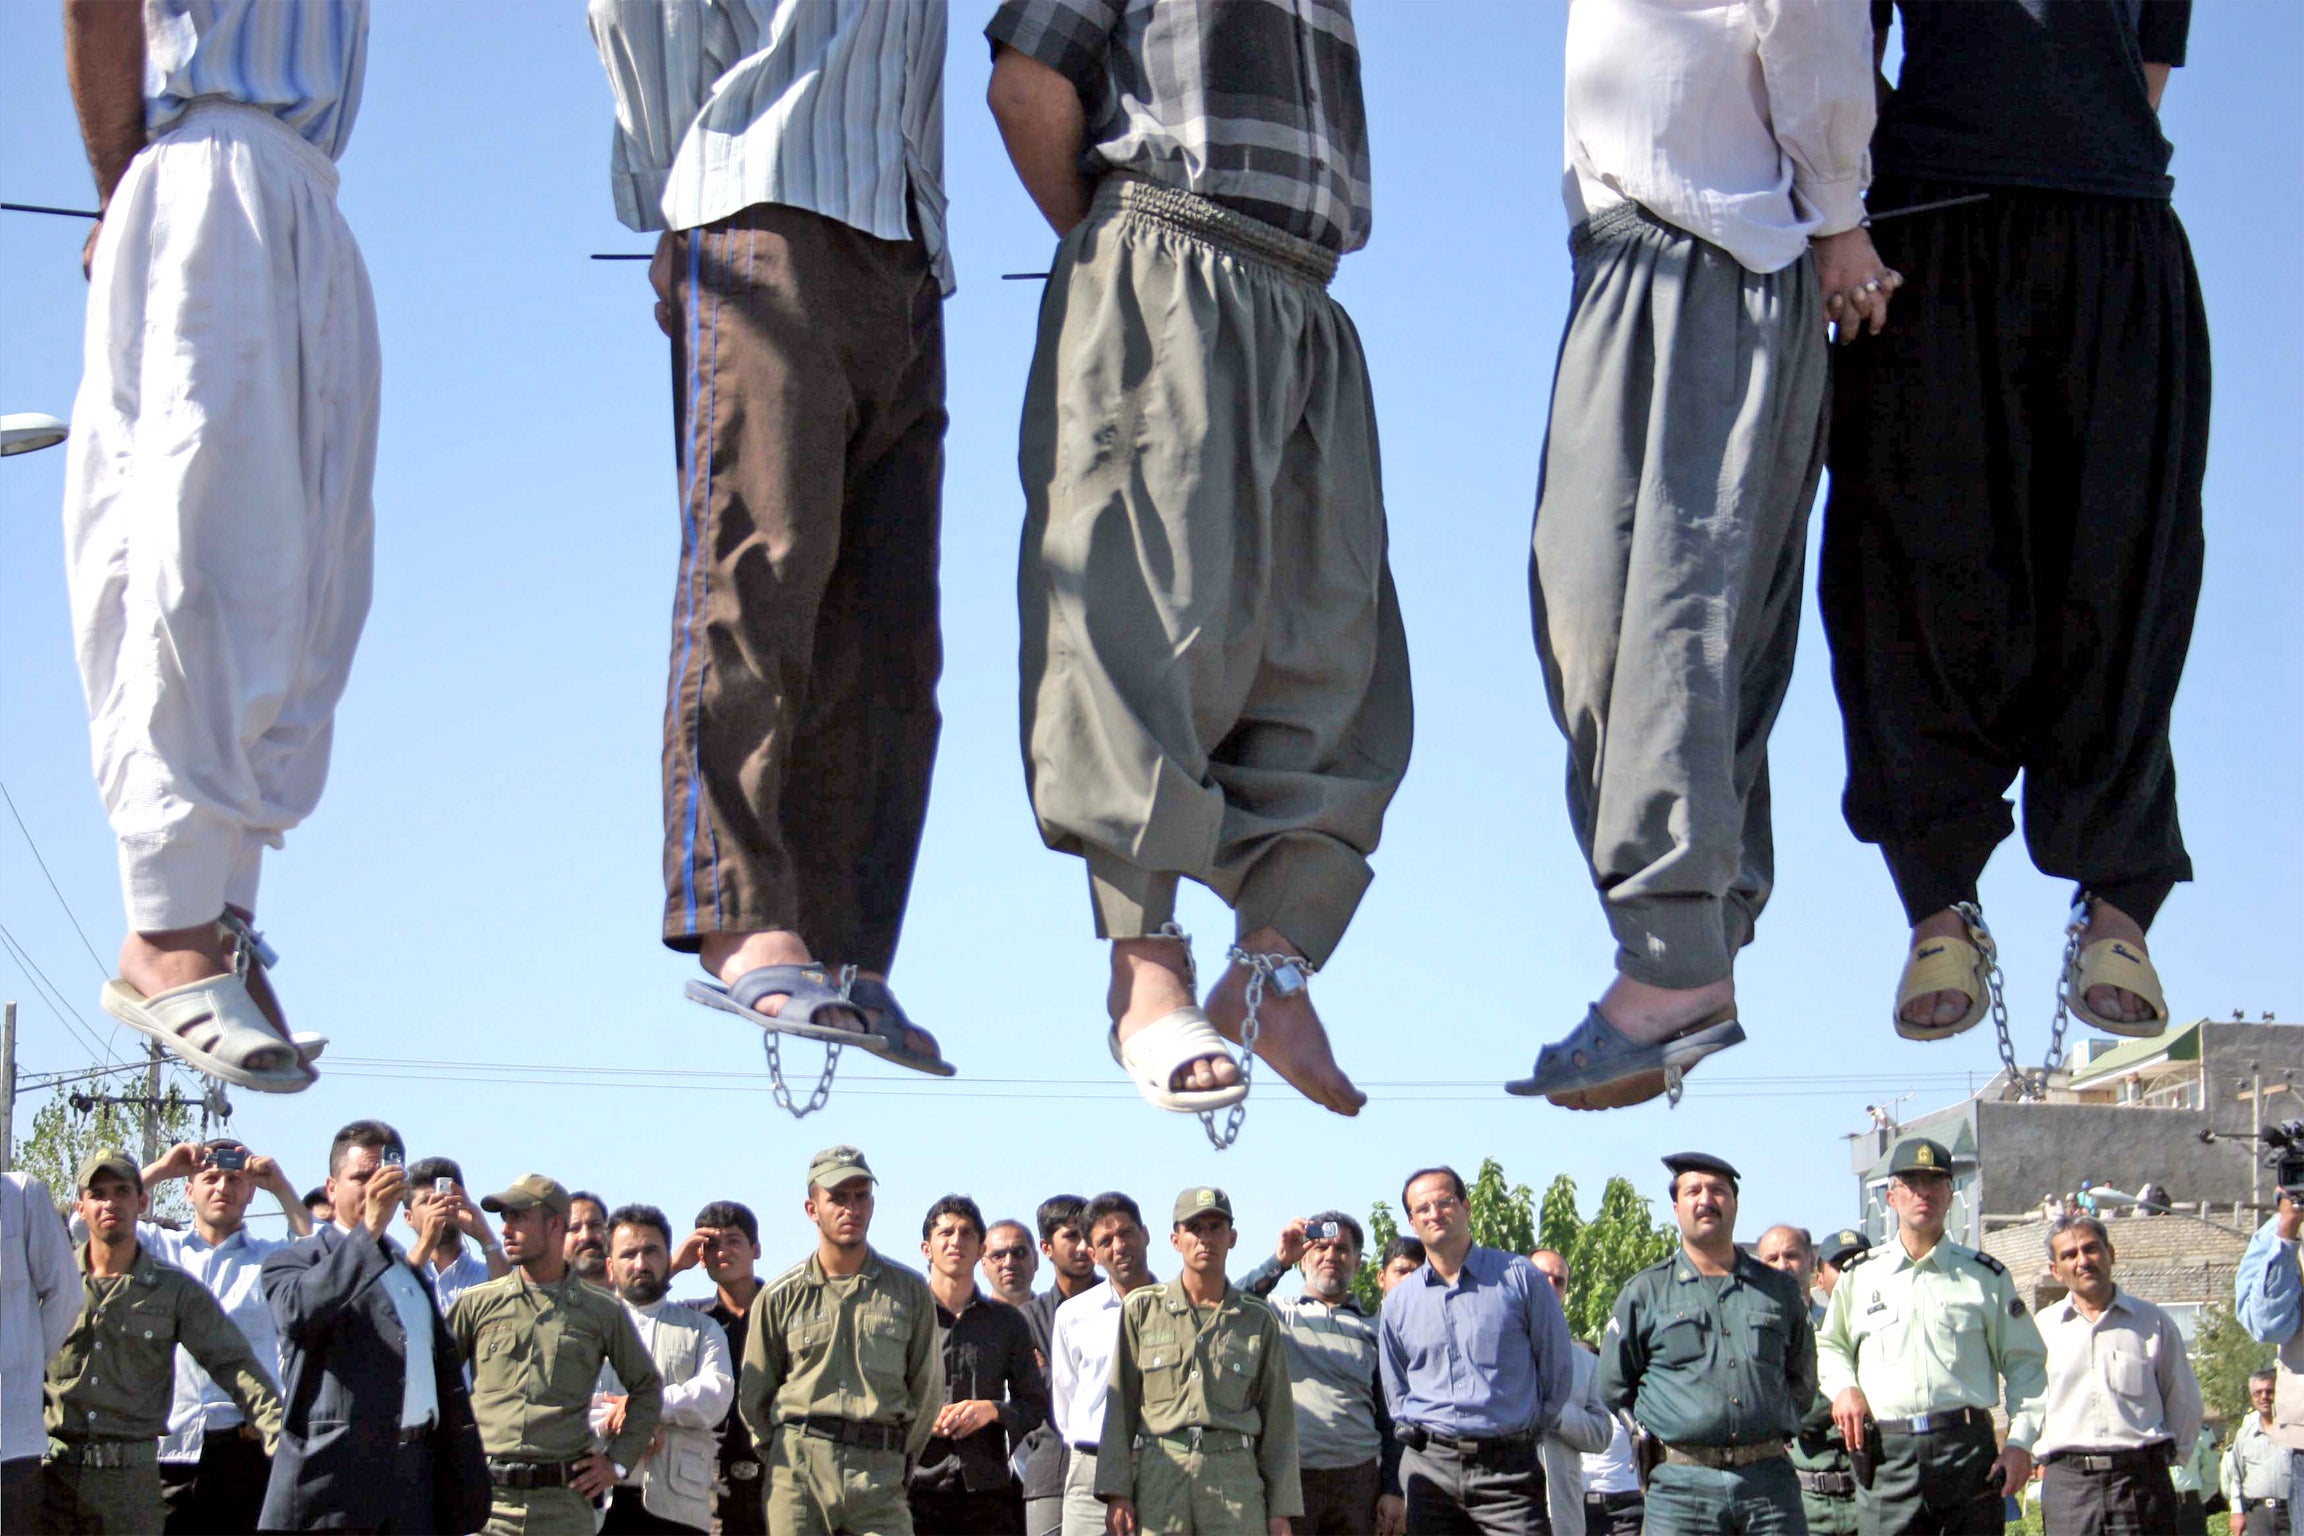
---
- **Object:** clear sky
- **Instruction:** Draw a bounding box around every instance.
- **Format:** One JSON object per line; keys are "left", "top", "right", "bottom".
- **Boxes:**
{"left": 2, "top": 2, "right": 2298, "bottom": 1292}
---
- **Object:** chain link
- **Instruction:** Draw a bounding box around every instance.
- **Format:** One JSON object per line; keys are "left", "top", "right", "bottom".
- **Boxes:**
{"left": 1962, "top": 898, "right": 2081, "bottom": 1103}
{"left": 1204, "top": 947, "right": 1313, "bottom": 1151}
{"left": 761, "top": 965, "right": 848, "bottom": 1120}
{"left": 2041, "top": 895, "right": 2091, "bottom": 1091}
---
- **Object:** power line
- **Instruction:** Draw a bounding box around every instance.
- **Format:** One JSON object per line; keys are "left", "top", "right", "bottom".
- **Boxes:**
{"left": 0, "top": 779, "right": 110, "bottom": 980}
{"left": 0, "top": 918, "right": 117, "bottom": 1065}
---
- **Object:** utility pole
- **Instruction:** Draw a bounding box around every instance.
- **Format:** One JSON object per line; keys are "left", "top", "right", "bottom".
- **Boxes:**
{"left": 141, "top": 1040, "right": 164, "bottom": 1165}
{"left": 2, "top": 1000, "right": 16, "bottom": 1175}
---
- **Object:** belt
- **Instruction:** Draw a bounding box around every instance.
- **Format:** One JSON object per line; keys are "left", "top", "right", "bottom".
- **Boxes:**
{"left": 1069, "top": 1442, "right": 1101, "bottom": 1456}
{"left": 788, "top": 1415, "right": 906, "bottom": 1453}
{"left": 724, "top": 1456, "right": 763, "bottom": 1483}
{"left": 1874, "top": 1406, "right": 1993, "bottom": 1437}
{"left": 1663, "top": 1439, "right": 1787, "bottom": 1470}
{"left": 1141, "top": 1427, "right": 1254, "bottom": 1454}
{"left": 487, "top": 1458, "right": 584, "bottom": 1490}
{"left": 1797, "top": 1469, "right": 1858, "bottom": 1497}
{"left": 45, "top": 1437, "right": 157, "bottom": 1469}
{"left": 2045, "top": 1444, "right": 2171, "bottom": 1474}
{"left": 1399, "top": 1425, "right": 1536, "bottom": 1459}
{"left": 2246, "top": 1497, "right": 2290, "bottom": 1514}
{"left": 1588, "top": 1489, "right": 1645, "bottom": 1510}
{"left": 1101, "top": 174, "right": 1340, "bottom": 289}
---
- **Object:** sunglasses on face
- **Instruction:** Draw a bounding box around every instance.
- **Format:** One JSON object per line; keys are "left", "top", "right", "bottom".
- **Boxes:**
{"left": 985, "top": 1247, "right": 1032, "bottom": 1263}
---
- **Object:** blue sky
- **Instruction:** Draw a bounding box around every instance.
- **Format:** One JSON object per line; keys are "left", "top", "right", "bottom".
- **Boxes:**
{"left": 2, "top": 2, "right": 2297, "bottom": 1291}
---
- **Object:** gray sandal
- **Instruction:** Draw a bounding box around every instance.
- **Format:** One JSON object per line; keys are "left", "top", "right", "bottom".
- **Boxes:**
{"left": 685, "top": 965, "right": 862, "bottom": 1042}
{"left": 1506, "top": 1005, "right": 1744, "bottom": 1109}
{"left": 844, "top": 976, "right": 956, "bottom": 1078}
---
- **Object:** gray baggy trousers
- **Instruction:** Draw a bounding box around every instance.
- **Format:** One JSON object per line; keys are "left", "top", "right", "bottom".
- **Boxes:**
{"left": 1530, "top": 200, "right": 1828, "bottom": 990}
{"left": 1018, "top": 176, "right": 1413, "bottom": 967}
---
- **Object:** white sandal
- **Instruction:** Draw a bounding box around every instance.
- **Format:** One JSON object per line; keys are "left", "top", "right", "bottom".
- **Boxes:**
{"left": 99, "top": 914, "right": 315, "bottom": 1093}
{"left": 1109, "top": 1007, "right": 1249, "bottom": 1114}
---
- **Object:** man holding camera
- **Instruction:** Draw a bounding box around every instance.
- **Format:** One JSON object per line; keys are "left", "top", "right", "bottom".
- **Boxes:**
{"left": 1818, "top": 1137, "right": 2046, "bottom": 1535}
{"left": 403, "top": 1157, "right": 510, "bottom": 1315}
{"left": 2233, "top": 1144, "right": 2304, "bottom": 1536}
{"left": 1241, "top": 1213, "right": 1403, "bottom": 1535}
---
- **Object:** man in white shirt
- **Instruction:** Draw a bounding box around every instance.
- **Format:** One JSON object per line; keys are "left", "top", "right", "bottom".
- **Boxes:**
{"left": 2, "top": 1171, "right": 79, "bottom": 1528}
{"left": 2035, "top": 1215, "right": 2201, "bottom": 1535}
{"left": 586, "top": 0, "right": 953, "bottom": 1085}
{"left": 1048, "top": 1192, "right": 1158, "bottom": 1536}
{"left": 1509, "top": 0, "right": 1891, "bottom": 1111}
{"left": 1530, "top": 1250, "right": 1620, "bottom": 1536}
{"left": 2228, "top": 1374, "right": 2291, "bottom": 1536}
{"left": 593, "top": 1205, "right": 734, "bottom": 1534}
{"left": 403, "top": 1156, "right": 510, "bottom": 1315}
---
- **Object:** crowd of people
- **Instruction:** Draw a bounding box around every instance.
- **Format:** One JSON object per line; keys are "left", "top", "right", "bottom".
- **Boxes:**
{"left": 1, "top": 1124, "right": 2218, "bottom": 1536}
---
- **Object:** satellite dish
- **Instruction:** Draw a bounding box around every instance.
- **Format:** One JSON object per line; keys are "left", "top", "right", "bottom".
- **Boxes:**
{"left": 1, "top": 412, "right": 69, "bottom": 457}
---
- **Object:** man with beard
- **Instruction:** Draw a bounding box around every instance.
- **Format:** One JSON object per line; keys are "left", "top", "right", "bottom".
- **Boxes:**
{"left": 568, "top": 1193, "right": 611, "bottom": 1290}
{"left": 593, "top": 1207, "right": 733, "bottom": 1535}
{"left": 678, "top": 1201, "right": 767, "bottom": 1535}
{"left": 1051, "top": 1194, "right": 1158, "bottom": 1536}
{"left": 911, "top": 1196, "right": 1046, "bottom": 1534}
{"left": 1758, "top": 1223, "right": 1857, "bottom": 1534}
{"left": 740, "top": 1147, "right": 941, "bottom": 1536}
{"left": 983, "top": 1220, "right": 1041, "bottom": 1308}
{"left": 404, "top": 1157, "right": 510, "bottom": 1316}
{"left": 1600, "top": 1155, "right": 1813, "bottom": 1535}
{"left": 1242, "top": 1213, "right": 1402, "bottom": 1535}
{"left": 1023, "top": 1195, "right": 1098, "bottom": 1536}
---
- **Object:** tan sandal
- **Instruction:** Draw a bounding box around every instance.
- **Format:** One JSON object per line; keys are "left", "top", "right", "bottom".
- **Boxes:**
{"left": 1896, "top": 920, "right": 1993, "bottom": 1042}
{"left": 2065, "top": 937, "right": 2169, "bottom": 1038}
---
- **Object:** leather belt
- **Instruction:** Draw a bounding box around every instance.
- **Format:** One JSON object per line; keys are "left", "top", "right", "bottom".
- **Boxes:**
{"left": 1069, "top": 1441, "right": 1101, "bottom": 1455}
{"left": 2246, "top": 1497, "right": 2290, "bottom": 1514}
{"left": 2045, "top": 1444, "right": 2171, "bottom": 1474}
{"left": 1874, "top": 1406, "right": 1992, "bottom": 1437}
{"left": 1400, "top": 1425, "right": 1536, "bottom": 1460}
{"left": 789, "top": 1415, "right": 905, "bottom": 1453}
{"left": 1142, "top": 1427, "right": 1254, "bottom": 1454}
{"left": 487, "top": 1459, "right": 582, "bottom": 1489}
{"left": 1798, "top": 1469, "right": 1857, "bottom": 1497}
{"left": 1663, "top": 1438, "right": 1786, "bottom": 1470}
{"left": 45, "top": 1437, "right": 156, "bottom": 1469}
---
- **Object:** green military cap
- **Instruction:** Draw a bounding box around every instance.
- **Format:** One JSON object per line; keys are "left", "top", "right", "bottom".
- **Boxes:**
{"left": 807, "top": 1145, "right": 875, "bottom": 1190}
{"left": 1819, "top": 1228, "right": 1871, "bottom": 1267}
{"left": 480, "top": 1173, "right": 572, "bottom": 1217}
{"left": 1172, "top": 1186, "right": 1233, "bottom": 1226}
{"left": 1661, "top": 1151, "right": 1740, "bottom": 1188}
{"left": 1887, "top": 1137, "right": 1955, "bottom": 1177}
{"left": 76, "top": 1147, "right": 142, "bottom": 1193}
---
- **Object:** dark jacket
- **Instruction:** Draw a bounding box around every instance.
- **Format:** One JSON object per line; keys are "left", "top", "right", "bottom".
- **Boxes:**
{"left": 258, "top": 1224, "right": 491, "bottom": 1532}
{"left": 911, "top": 1288, "right": 1048, "bottom": 1495}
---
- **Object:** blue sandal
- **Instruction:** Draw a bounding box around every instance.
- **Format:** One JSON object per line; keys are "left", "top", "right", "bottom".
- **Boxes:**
{"left": 845, "top": 976, "right": 956, "bottom": 1078}
{"left": 1505, "top": 1005, "right": 1744, "bottom": 1110}
{"left": 685, "top": 964, "right": 863, "bottom": 1044}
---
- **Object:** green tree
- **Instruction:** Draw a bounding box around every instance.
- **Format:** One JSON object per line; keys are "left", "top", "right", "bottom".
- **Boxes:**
{"left": 13, "top": 1084, "right": 196, "bottom": 1225}
{"left": 2194, "top": 1303, "right": 2273, "bottom": 1429}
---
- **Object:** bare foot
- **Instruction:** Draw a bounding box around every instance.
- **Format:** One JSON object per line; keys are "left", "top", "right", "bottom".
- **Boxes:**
{"left": 1899, "top": 909, "right": 1976, "bottom": 1030}
{"left": 847, "top": 968, "right": 945, "bottom": 1061}
{"left": 2076, "top": 899, "right": 2155, "bottom": 1024}
{"left": 1110, "top": 937, "right": 1239, "bottom": 1094}
{"left": 1202, "top": 928, "right": 1365, "bottom": 1118}
{"left": 699, "top": 929, "right": 864, "bottom": 1031}
{"left": 1549, "top": 973, "right": 1736, "bottom": 1111}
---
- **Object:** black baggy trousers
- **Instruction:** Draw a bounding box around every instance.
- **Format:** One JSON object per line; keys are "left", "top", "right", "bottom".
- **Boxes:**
{"left": 1820, "top": 178, "right": 2209, "bottom": 928}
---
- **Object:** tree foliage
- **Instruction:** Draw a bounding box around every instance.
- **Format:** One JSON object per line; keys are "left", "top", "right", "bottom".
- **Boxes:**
{"left": 2194, "top": 1303, "right": 2273, "bottom": 1430}
{"left": 13, "top": 1085, "right": 196, "bottom": 1225}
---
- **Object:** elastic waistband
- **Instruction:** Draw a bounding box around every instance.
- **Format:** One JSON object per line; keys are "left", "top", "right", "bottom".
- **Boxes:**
{"left": 1099, "top": 174, "right": 1338, "bottom": 289}
{"left": 1568, "top": 199, "right": 1687, "bottom": 263}
{"left": 162, "top": 101, "right": 341, "bottom": 194}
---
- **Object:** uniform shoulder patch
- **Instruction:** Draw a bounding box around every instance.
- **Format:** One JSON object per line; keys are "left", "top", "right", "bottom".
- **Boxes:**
{"left": 2010, "top": 1297, "right": 2026, "bottom": 1317}
{"left": 1970, "top": 1249, "right": 2006, "bottom": 1276}
{"left": 1837, "top": 1247, "right": 1873, "bottom": 1272}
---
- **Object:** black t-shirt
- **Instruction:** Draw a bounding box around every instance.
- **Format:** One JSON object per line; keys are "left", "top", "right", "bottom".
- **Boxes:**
{"left": 1872, "top": 0, "right": 2190, "bottom": 199}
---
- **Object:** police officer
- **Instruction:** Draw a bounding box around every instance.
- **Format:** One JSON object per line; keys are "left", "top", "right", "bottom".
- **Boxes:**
{"left": 1783, "top": 1229, "right": 1870, "bottom": 1535}
{"left": 447, "top": 1175, "right": 664, "bottom": 1536}
{"left": 1599, "top": 1153, "right": 1812, "bottom": 1536}
{"left": 40, "top": 1149, "right": 282, "bottom": 1535}
{"left": 739, "top": 1146, "right": 942, "bottom": 1536}
{"left": 1097, "top": 1188, "right": 1301, "bottom": 1536}
{"left": 1818, "top": 1137, "right": 2047, "bottom": 1536}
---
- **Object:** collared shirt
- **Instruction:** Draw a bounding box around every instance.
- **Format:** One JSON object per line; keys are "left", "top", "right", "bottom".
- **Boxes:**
{"left": 1584, "top": 1407, "right": 1641, "bottom": 1497}
{"left": 1816, "top": 1236, "right": 2048, "bottom": 1449}
{"left": 1050, "top": 1280, "right": 1125, "bottom": 1447}
{"left": 45, "top": 1241, "right": 282, "bottom": 1446}
{"left": 427, "top": 1246, "right": 495, "bottom": 1317}
{"left": 1017, "top": 1286, "right": 1071, "bottom": 1497}
{"left": 2034, "top": 1286, "right": 2202, "bottom": 1458}
{"left": 985, "top": 0, "right": 1372, "bottom": 254}
{"left": 593, "top": 1296, "right": 734, "bottom": 1483}
{"left": 1599, "top": 1249, "right": 1816, "bottom": 1448}
{"left": 1379, "top": 1245, "right": 1575, "bottom": 1440}
{"left": 447, "top": 1268, "right": 663, "bottom": 1468}
{"left": 587, "top": 0, "right": 952, "bottom": 294}
{"left": 3, "top": 1174, "right": 82, "bottom": 1462}
{"left": 140, "top": 1221, "right": 291, "bottom": 1461}
{"left": 2227, "top": 1414, "right": 2292, "bottom": 1505}
{"left": 738, "top": 1248, "right": 942, "bottom": 1462}
{"left": 367, "top": 1235, "right": 443, "bottom": 1431}
{"left": 913, "top": 1287, "right": 1049, "bottom": 1495}
{"left": 1241, "top": 1255, "right": 1395, "bottom": 1477}
{"left": 1562, "top": 0, "right": 1874, "bottom": 276}
{"left": 144, "top": 0, "right": 368, "bottom": 160}
{"left": 1094, "top": 1280, "right": 1303, "bottom": 1519}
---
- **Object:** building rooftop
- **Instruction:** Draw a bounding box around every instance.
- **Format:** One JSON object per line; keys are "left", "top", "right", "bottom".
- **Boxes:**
{"left": 1982, "top": 1207, "right": 2251, "bottom": 1318}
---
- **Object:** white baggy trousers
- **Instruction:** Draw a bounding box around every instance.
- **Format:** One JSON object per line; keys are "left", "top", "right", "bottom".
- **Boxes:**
{"left": 64, "top": 102, "right": 379, "bottom": 933}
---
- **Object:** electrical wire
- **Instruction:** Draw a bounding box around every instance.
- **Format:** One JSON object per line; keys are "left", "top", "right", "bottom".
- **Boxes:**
{"left": 0, "top": 918, "right": 118, "bottom": 1065}
{"left": 0, "top": 779, "right": 110, "bottom": 979}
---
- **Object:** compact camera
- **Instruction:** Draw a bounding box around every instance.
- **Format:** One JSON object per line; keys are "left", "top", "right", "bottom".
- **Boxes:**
{"left": 205, "top": 1145, "right": 248, "bottom": 1171}
{"left": 1304, "top": 1219, "right": 1340, "bottom": 1242}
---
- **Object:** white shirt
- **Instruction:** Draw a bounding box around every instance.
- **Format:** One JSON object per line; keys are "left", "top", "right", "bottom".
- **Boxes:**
{"left": 2227, "top": 1414, "right": 2293, "bottom": 1505}
{"left": 1050, "top": 1280, "right": 1125, "bottom": 1448}
{"left": 1562, "top": 0, "right": 1875, "bottom": 274}
{"left": 2, "top": 1174, "right": 82, "bottom": 1462}
{"left": 359, "top": 1230, "right": 442, "bottom": 1430}
{"left": 590, "top": 1295, "right": 735, "bottom": 1456}
{"left": 427, "top": 1246, "right": 494, "bottom": 1317}
{"left": 1542, "top": 1345, "right": 1618, "bottom": 1536}
{"left": 141, "top": 1221, "right": 292, "bottom": 1461}
{"left": 2034, "top": 1286, "right": 2202, "bottom": 1458}
{"left": 1584, "top": 1411, "right": 1641, "bottom": 1497}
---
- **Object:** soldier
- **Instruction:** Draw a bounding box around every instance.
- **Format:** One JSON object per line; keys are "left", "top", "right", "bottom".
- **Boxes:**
{"left": 1599, "top": 1154, "right": 1813, "bottom": 1535}
{"left": 739, "top": 1146, "right": 942, "bottom": 1536}
{"left": 40, "top": 1150, "right": 282, "bottom": 1535}
{"left": 1097, "top": 1188, "right": 1301, "bottom": 1536}
{"left": 446, "top": 1175, "right": 664, "bottom": 1536}
{"left": 1818, "top": 1137, "right": 2047, "bottom": 1536}
{"left": 1780, "top": 1229, "right": 1871, "bottom": 1535}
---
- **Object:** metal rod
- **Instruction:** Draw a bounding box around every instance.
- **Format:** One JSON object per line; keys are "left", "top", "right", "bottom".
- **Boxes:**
{"left": 1864, "top": 192, "right": 1991, "bottom": 225}
{"left": 590, "top": 253, "right": 652, "bottom": 260}
{"left": 2, "top": 201, "right": 101, "bottom": 219}
{"left": 1002, "top": 272, "right": 1052, "bottom": 281}
{"left": 1, "top": 1001, "right": 15, "bottom": 1176}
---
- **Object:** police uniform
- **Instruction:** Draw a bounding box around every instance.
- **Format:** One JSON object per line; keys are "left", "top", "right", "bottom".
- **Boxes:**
{"left": 447, "top": 1175, "right": 665, "bottom": 1536}
{"left": 1095, "top": 1188, "right": 1302, "bottom": 1536}
{"left": 738, "top": 1147, "right": 941, "bottom": 1536}
{"left": 1598, "top": 1154, "right": 1812, "bottom": 1536}
{"left": 40, "top": 1149, "right": 283, "bottom": 1536}
{"left": 1790, "top": 1229, "right": 1872, "bottom": 1536}
{"left": 1817, "top": 1139, "right": 2047, "bottom": 1536}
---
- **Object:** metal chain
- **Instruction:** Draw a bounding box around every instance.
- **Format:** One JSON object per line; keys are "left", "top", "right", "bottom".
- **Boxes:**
{"left": 1964, "top": 898, "right": 2083, "bottom": 1103}
{"left": 761, "top": 965, "right": 849, "bottom": 1120}
{"left": 2041, "top": 895, "right": 2091, "bottom": 1091}
{"left": 1205, "top": 947, "right": 1314, "bottom": 1151}
{"left": 1958, "top": 901, "right": 2035, "bottom": 1101}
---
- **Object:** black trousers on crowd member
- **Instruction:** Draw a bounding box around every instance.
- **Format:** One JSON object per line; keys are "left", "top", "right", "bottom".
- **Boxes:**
{"left": 907, "top": 1482, "right": 1025, "bottom": 1534}
{"left": 602, "top": 1485, "right": 705, "bottom": 1533}
{"left": 2040, "top": 1450, "right": 2180, "bottom": 1536}
{"left": 1298, "top": 1459, "right": 1381, "bottom": 1534}
{"left": 1854, "top": 1416, "right": 2001, "bottom": 1536}
{"left": 1583, "top": 1488, "right": 1645, "bottom": 1536}
{"left": 160, "top": 1430, "right": 270, "bottom": 1535}
{"left": 1820, "top": 177, "right": 2209, "bottom": 931}
{"left": 1401, "top": 1436, "right": 1549, "bottom": 1535}
{"left": 2172, "top": 1490, "right": 2206, "bottom": 1535}
{"left": 713, "top": 1455, "right": 767, "bottom": 1536}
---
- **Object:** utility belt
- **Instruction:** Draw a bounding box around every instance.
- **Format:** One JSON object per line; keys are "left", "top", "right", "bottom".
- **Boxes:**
{"left": 1798, "top": 1469, "right": 1857, "bottom": 1498}
{"left": 45, "top": 1436, "right": 157, "bottom": 1469}
{"left": 784, "top": 1415, "right": 907, "bottom": 1454}
{"left": 2043, "top": 1442, "right": 2173, "bottom": 1474}
{"left": 1663, "top": 1438, "right": 1786, "bottom": 1470}
{"left": 1398, "top": 1424, "right": 1537, "bottom": 1462}
{"left": 1140, "top": 1427, "right": 1254, "bottom": 1455}
{"left": 487, "top": 1458, "right": 584, "bottom": 1490}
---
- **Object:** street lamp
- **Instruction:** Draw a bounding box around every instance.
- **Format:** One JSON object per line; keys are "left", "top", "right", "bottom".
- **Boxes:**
{"left": 1, "top": 412, "right": 69, "bottom": 457}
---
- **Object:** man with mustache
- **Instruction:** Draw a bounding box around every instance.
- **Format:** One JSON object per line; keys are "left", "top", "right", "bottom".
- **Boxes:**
{"left": 568, "top": 1193, "right": 612, "bottom": 1290}
{"left": 1599, "top": 1154, "right": 1812, "bottom": 1535}
{"left": 1759, "top": 1226, "right": 1863, "bottom": 1535}
{"left": 592, "top": 1206, "right": 734, "bottom": 1535}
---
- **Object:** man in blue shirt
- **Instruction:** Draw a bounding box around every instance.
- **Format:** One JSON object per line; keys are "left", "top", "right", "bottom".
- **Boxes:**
{"left": 2235, "top": 1181, "right": 2304, "bottom": 1535}
{"left": 1379, "top": 1167, "right": 1574, "bottom": 1533}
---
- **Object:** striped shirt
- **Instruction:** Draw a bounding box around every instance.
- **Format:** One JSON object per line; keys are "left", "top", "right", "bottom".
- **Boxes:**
{"left": 587, "top": 0, "right": 951, "bottom": 294}
{"left": 985, "top": 0, "right": 1372, "bottom": 254}
{"left": 146, "top": 0, "right": 369, "bottom": 160}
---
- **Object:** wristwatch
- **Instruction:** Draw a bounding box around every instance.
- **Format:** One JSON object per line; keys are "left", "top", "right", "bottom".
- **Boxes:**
{"left": 611, "top": 1462, "right": 628, "bottom": 1481}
